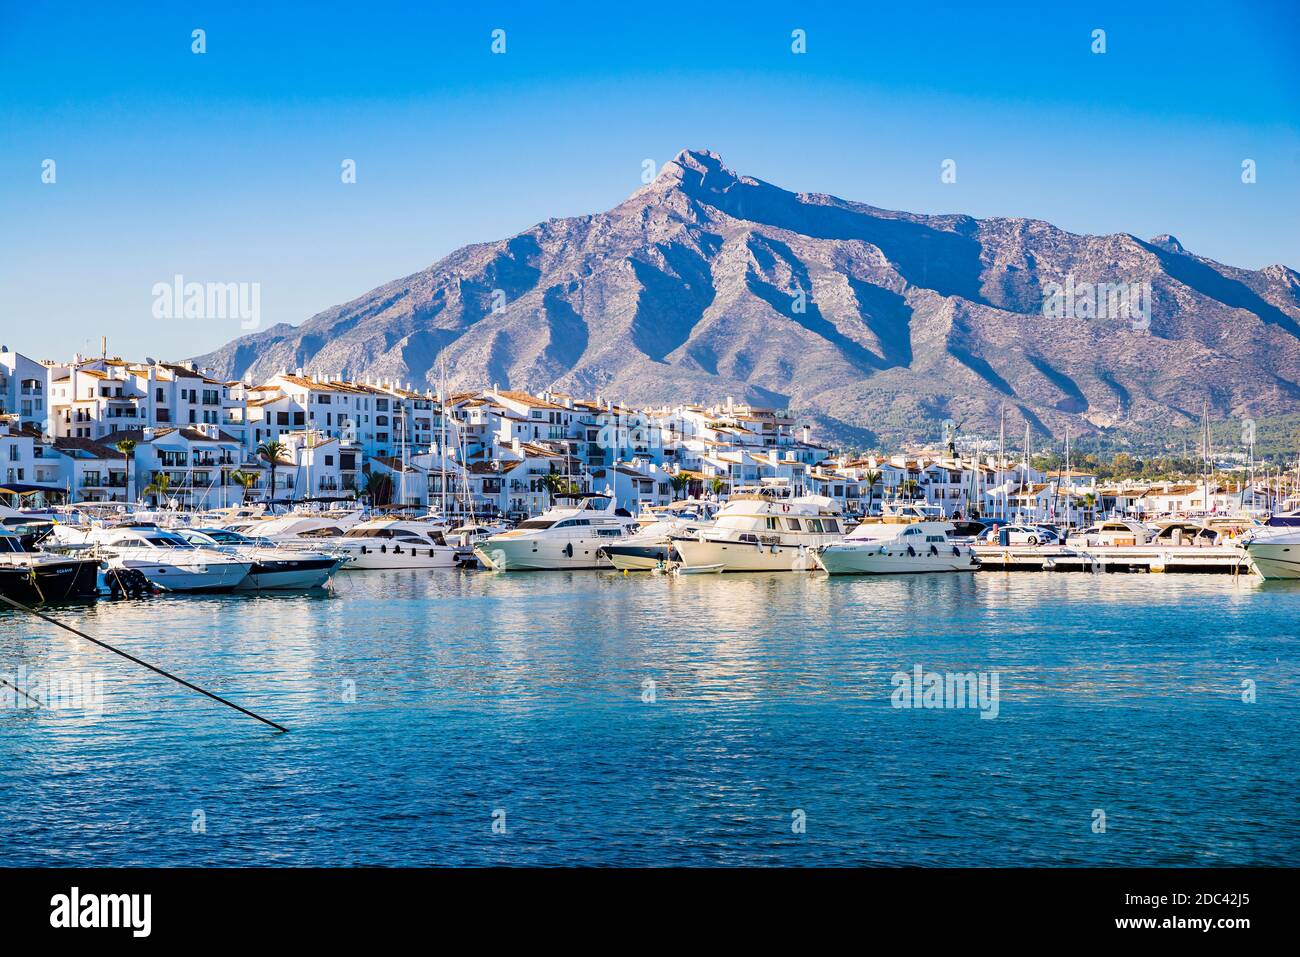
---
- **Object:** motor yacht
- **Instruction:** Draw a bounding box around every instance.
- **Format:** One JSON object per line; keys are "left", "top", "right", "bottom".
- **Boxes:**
{"left": 671, "top": 486, "right": 847, "bottom": 572}
{"left": 474, "top": 493, "right": 637, "bottom": 571}
{"left": 1064, "top": 519, "right": 1153, "bottom": 547}
{"left": 86, "top": 524, "right": 252, "bottom": 592}
{"left": 294, "top": 517, "right": 460, "bottom": 569}
{"left": 815, "top": 520, "right": 978, "bottom": 575}
{"left": 177, "top": 528, "right": 345, "bottom": 589}
{"left": 1240, "top": 526, "right": 1300, "bottom": 579}
{"left": 0, "top": 530, "right": 102, "bottom": 604}
{"left": 219, "top": 508, "right": 363, "bottom": 542}
{"left": 854, "top": 501, "right": 949, "bottom": 525}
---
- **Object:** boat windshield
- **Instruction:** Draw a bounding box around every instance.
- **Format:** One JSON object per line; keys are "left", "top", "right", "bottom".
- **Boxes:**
{"left": 516, "top": 519, "right": 554, "bottom": 530}
{"left": 144, "top": 535, "right": 196, "bottom": 549}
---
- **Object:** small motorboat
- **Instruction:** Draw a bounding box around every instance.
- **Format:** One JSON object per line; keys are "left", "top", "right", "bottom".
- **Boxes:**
{"left": 672, "top": 563, "right": 725, "bottom": 575}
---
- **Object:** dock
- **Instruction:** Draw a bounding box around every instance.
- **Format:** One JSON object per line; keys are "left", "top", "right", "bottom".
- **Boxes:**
{"left": 972, "top": 543, "right": 1251, "bottom": 574}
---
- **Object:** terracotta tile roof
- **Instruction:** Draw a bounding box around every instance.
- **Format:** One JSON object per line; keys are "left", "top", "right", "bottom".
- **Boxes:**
{"left": 490, "top": 389, "right": 567, "bottom": 410}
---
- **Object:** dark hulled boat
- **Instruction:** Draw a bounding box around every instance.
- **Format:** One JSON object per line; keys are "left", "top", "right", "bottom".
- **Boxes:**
{"left": 0, "top": 532, "right": 101, "bottom": 605}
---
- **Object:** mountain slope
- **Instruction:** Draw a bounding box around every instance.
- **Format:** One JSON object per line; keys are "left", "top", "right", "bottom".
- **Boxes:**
{"left": 193, "top": 149, "right": 1300, "bottom": 446}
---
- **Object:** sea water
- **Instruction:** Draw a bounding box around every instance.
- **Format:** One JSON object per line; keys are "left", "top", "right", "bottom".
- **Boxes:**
{"left": 1, "top": 571, "right": 1296, "bottom": 866}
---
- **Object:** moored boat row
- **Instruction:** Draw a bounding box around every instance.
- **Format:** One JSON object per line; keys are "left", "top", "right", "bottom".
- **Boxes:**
{"left": 5, "top": 495, "right": 1300, "bottom": 607}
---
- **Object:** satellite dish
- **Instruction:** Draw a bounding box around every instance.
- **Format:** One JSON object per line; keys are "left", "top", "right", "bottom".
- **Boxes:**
{"left": 145, "top": 356, "right": 157, "bottom": 365}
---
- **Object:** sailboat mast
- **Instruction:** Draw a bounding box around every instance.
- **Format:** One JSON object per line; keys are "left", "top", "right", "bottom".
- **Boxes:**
{"left": 1022, "top": 420, "right": 1030, "bottom": 521}
{"left": 1201, "top": 402, "right": 1211, "bottom": 516}
{"left": 439, "top": 356, "right": 448, "bottom": 519}
{"left": 998, "top": 404, "right": 1007, "bottom": 520}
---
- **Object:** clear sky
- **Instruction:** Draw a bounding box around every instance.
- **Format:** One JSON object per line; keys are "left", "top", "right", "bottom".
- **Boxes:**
{"left": 2, "top": 0, "right": 1297, "bottom": 362}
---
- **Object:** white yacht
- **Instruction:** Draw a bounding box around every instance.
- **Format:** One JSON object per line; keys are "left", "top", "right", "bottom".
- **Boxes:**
{"left": 177, "top": 528, "right": 345, "bottom": 589}
{"left": 1241, "top": 526, "right": 1300, "bottom": 579}
{"left": 815, "top": 520, "right": 978, "bottom": 575}
{"left": 1064, "top": 519, "right": 1153, "bottom": 547}
{"left": 87, "top": 524, "right": 253, "bottom": 592}
{"left": 220, "top": 508, "right": 363, "bottom": 541}
{"left": 671, "top": 487, "right": 847, "bottom": 572}
{"left": 295, "top": 517, "right": 460, "bottom": 569}
{"left": 474, "top": 494, "right": 637, "bottom": 571}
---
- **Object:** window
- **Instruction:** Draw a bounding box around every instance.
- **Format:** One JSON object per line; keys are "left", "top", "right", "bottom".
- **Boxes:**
{"left": 784, "top": 518, "right": 802, "bottom": 531}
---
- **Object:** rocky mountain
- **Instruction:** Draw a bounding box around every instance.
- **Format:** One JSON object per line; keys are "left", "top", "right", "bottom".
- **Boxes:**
{"left": 193, "top": 149, "right": 1300, "bottom": 448}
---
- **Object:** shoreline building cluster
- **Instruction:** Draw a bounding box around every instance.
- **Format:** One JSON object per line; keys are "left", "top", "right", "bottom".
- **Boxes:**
{"left": 0, "top": 345, "right": 1285, "bottom": 521}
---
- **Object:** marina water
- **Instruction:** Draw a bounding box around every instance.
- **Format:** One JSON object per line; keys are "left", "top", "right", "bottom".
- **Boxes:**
{"left": 2, "top": 571, "right": 1296, "bottom": 866}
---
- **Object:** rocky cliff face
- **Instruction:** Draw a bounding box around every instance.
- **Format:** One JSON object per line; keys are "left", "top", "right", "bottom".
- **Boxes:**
{"left": 193, "top": 149, "right": 1300, "bottom": 446}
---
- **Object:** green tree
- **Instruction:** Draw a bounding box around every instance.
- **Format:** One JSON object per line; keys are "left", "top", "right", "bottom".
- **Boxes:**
{"left": 669, "top": 472, "right": 690, "bottom": 500}
{"left": 256, "top": 440, "right": 287, "bottom": 502}
{"left": 863, "top": 469, "right": 882, "bottom": 515}
{"left": 363, "top": 470, "right": 394, "bottom": 507}
{"left": 142, "top": 472, "right": 171, "bottom": 505}
{"left": 113, "top": 438, "right": 136, "bottom": 502}
{"left": 229, "top": 469, "right": 259, "bottom": 503}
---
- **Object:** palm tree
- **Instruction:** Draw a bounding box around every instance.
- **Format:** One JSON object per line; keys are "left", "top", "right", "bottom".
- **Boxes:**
{"left": 142, "top": 472, "right": 171, "bottom": 506}
{"left": 363, "top": 470, "right": 394, "bottom": 507}
{"left": 256, "top": 440, "right": 287, "bottom": 503}
{"left": 229, "top": 469, "right": 259, "bottom": 504}
{"left": 538, "top": 471, "right": 567, "bottom": 506}
{"left": 902, "top": 478, "right": 920, "bottom": 502}
{"left": 863, "top": 469, "right": 882, "bottom": 516}
{"left": 113, "top": 438, "right": 136, "bottom": 503}
{"left": 708, "top": 476, "right": 726, "bottom": 498}
{"left": 669, "top": 472, "right": 690, "bottom": 501}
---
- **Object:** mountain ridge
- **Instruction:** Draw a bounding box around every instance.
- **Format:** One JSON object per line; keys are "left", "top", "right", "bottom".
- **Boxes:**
{"left": 192, "top": 148, "right": 1300, "bottom": 447}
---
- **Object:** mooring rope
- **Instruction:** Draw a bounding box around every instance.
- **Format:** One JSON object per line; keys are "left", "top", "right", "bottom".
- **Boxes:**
{"left": 0, "top": 593, "right": 288, "bottom": 733}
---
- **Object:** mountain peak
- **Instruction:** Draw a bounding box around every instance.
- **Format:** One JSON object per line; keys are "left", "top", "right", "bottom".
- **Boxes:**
{"left": 1149, "top": 233, "right": 1186, "bottom": 254}
{"left": 192, "top": 153, "right": 1300, "bottom": 447}
{"left": 638, "top": 148, "right": 745, "bottom": 197}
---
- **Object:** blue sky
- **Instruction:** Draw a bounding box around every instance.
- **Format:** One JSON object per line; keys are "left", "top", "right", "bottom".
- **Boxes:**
{"left": 2, "top": 0, "right": 1297, "bottom": 361}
